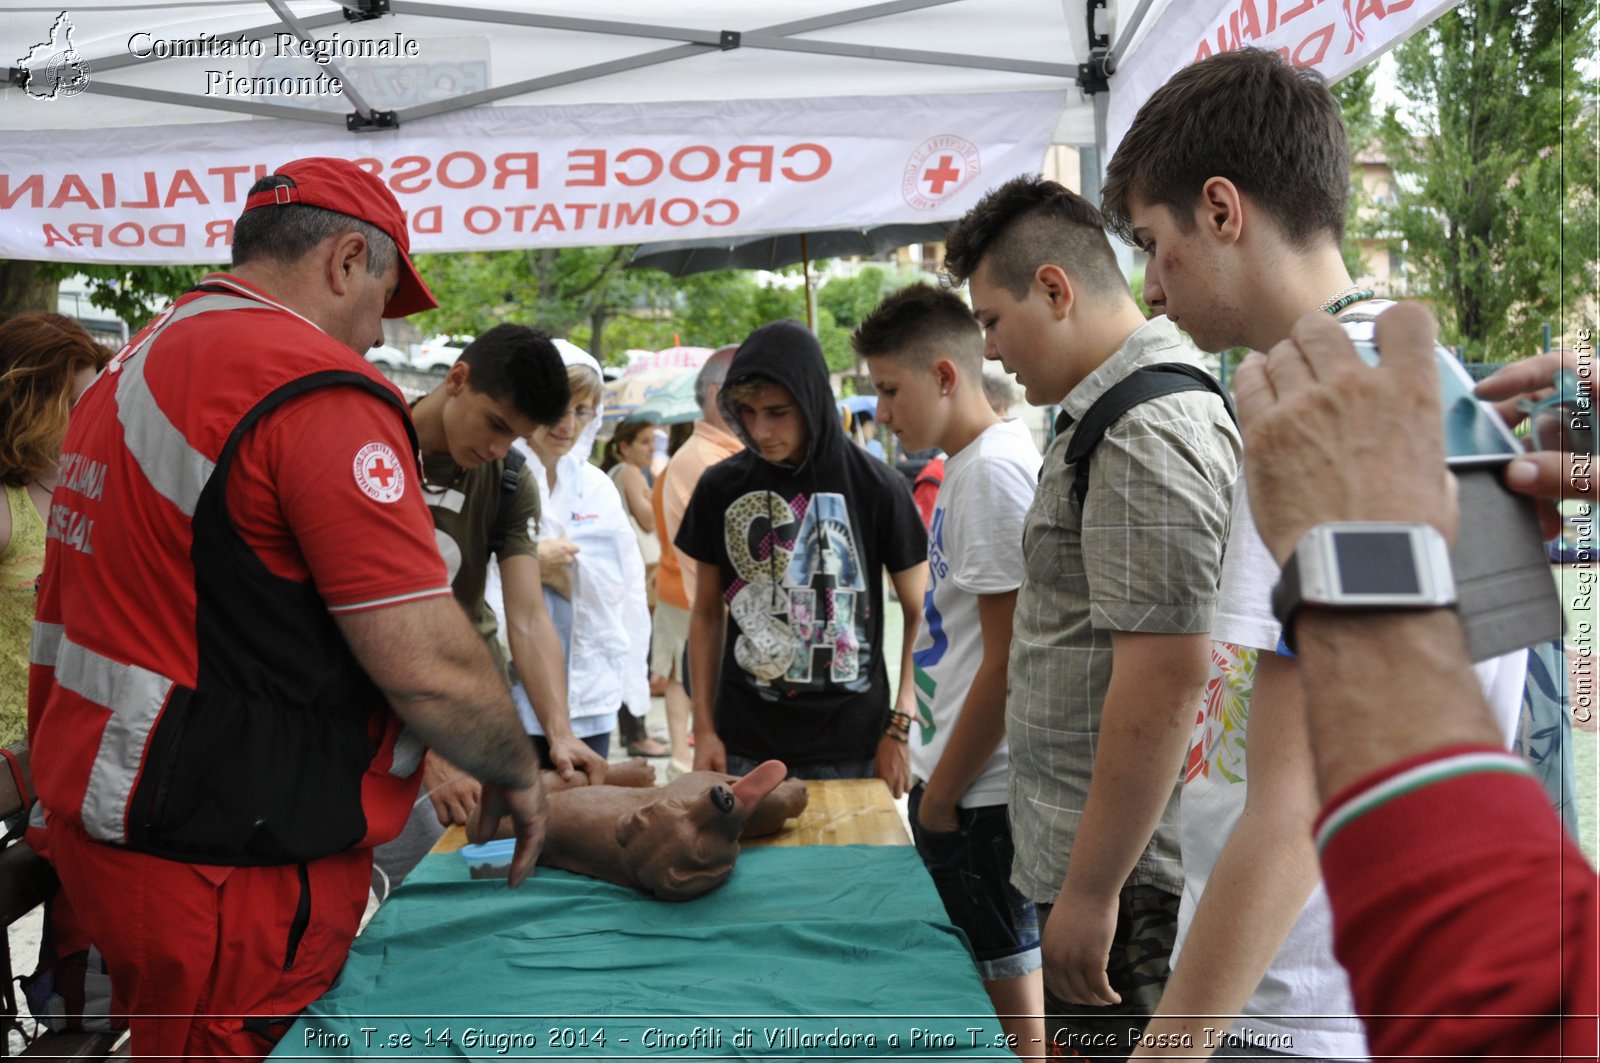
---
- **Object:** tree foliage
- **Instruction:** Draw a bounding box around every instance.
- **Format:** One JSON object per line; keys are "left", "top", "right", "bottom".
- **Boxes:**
{"left": 1369, "top": 0, "right": 1598, "bottom": 361}
{"left": 3, "top": 245, "right": 928, "bottom": 374}
{"left": 0, "top": 260, "right": 204, "bottom": 325}
{"left": 1331, "top": 64, "right": 1380, "bottom": 283}
{"left": 404, "top": 249, "right": 917, "bottom": 370}
{"left": 409, "top": 245, "right": 639, "bottom": 364}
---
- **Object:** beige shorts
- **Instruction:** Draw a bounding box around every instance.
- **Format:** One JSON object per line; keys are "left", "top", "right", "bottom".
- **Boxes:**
{"left": 650, "top": 601, "right": 691, "bottom": 679}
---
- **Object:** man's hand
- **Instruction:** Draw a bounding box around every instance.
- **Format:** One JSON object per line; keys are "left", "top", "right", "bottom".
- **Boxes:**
{"left": 470, "top": 779, "right": 548, "bottom": 888}
{"left": 693, "top": 730, "right": 727, "bottom": 773}
{"left": 422, "top": 753, "right": 481, "bottom": 826}
{"left": 1474, "top": 349, "right": 1596, "bottom": 537}
{"left": 545, "top": 734, "right": 608, "bottom": 785}
{"left": 1233, "top": 302, "right": 1457, "bottom": 562}
{"left": 874, "top": 733, "right": 910, "bottom": 799}
{"left": 1043, "top": 888, "right": 1122, "bottom": 1007}
{"left": 915, "top": 791, "right": 960, "bottom": 833}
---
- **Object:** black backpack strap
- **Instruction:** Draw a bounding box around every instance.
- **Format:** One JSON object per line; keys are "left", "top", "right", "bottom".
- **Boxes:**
{"left": 1063, "top": 363, "right": 1238, "bottom": 509}
{"left": 486, "top": 448, "right": 528, "bottom": 557}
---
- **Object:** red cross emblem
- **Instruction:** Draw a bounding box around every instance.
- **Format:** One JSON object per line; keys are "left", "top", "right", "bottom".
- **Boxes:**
{"left": 921, "top": 155, "right": 963, "bottom": 195}
{"left": 902, "top": 135, "right": 981, "bottom": 210}
{"left": 353, "top": 442, "right": 406, "bottom": 503}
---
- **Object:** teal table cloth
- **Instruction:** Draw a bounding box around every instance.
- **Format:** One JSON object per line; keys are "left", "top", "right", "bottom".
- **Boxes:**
{"left": 276, "top": 845, "right": 1010, "bottom": 1060}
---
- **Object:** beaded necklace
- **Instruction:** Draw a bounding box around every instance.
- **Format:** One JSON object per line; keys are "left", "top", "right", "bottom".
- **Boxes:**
{"left": 1319, "top": 286, "right": 1375, "bottom": 315}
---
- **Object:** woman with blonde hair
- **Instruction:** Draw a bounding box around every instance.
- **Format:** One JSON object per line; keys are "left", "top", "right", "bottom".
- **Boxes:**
{"left": 0, "top": 312, "right": 109, "bottom": 745}
{"left": 490, "top": 346, "right": 652, "bottom": 763}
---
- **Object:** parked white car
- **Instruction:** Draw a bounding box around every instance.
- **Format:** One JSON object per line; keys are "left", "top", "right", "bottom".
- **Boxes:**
{"left": 364, "top": 344, "right": 409, "bottom": 372}
{"left": 414, "top": 334, "right": 475, "bottom": 374}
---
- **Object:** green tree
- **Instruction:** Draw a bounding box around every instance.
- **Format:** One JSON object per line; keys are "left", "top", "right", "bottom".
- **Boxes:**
{"left": 46, "top": 263, "right": 206, "bottom": 324}
{"left": 410, "top": 245, "right": 642, "bottom": 364}
{"left": 0, "top": 260, "right": 57, "bottom": 321}
{"left": 1372, "top": 0, "right": 1598, "bottom": 361}
{"left": 0, "top": 260, "right": 205, "bottom": 325}
{"left": 1331, "top": 64, "right": 1381, "bottom": 283}
{"left": 816, "top": 264, "right": 919, "bottom": 381}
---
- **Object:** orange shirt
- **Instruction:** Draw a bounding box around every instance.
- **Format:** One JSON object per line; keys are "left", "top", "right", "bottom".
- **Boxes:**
{"left": 652, "top": 419, "right": 742, "bottom": 609}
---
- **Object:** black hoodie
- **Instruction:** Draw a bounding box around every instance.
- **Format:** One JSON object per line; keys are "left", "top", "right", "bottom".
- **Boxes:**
{"left": 676, "top": 321, "right": 926, "bottom": 767}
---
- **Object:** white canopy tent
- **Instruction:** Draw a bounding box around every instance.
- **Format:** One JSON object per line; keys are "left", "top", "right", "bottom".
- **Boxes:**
{"left": 0, "top": 0, "right": 1459, "bottom": 265}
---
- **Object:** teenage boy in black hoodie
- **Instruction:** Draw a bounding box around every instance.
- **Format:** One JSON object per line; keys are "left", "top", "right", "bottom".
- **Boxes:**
{"left": 677, "top": 320, "right": 928, "bottom": 792}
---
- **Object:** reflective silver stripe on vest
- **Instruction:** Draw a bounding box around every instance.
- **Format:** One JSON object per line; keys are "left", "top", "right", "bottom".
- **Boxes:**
{"left": 47, "top": 636, "right": 175, "bottom": 845}
{"left": 114, "top": 294, "right": 261, "bottom": 517}
{"left": 29, "top": 621, "right": 63, "bottom": 668}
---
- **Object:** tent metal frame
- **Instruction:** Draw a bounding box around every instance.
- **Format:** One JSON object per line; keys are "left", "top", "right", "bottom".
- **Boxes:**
{"left": 6, "top": 0, "right": 1157, "bottom": 137}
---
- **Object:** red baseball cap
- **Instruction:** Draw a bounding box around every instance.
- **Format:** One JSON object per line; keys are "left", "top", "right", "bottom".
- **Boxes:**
{"left": 241, "top": 156, "right": 438, "bottom": 318}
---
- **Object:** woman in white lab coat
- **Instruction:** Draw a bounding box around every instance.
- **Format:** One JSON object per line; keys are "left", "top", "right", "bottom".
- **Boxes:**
{"left": 506, "top": 343, "right": 652, "bottom": 760}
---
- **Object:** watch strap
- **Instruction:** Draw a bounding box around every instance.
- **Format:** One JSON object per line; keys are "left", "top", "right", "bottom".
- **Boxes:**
{"left": 1271, "top": 524, "right": 1458, "bottom": 655}
{"left": 1271, "top": 550, "right": 1307, "bottom": 653}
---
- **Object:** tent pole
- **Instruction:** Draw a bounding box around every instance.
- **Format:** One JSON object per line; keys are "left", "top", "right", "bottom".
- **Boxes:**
{"left": 802, "top": 233, "right": 817, "bottom": 332}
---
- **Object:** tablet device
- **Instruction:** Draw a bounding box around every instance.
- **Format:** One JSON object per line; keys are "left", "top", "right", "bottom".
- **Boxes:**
{"left": 1351, "top": 340, "right": 1522, "bottom": 467}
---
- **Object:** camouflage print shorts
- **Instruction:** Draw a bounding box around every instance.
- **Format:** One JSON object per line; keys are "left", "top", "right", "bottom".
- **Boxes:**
{"left": 1039, "top": 884, "right": 1179, "bottom": 1062}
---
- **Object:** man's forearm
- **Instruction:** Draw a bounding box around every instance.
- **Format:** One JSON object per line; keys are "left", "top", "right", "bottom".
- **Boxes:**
{"left": 1059, "top": 633, "right": 1207, "bottom": 902}
{"left": 688, "top": 605, "right": 724, "bottom": 734}
{"left": 921, "top": 654, "right": 1008, "bottom": 810}
{"left": 1139, "top": 813, "right": 1320, "bottom": 1055}
{"left": 1296, "top": 610, "right": 1498, "bottom": 800}
{"left": 338, "top": 598, "right": 540, "bottom": 789}
{"left": 888, "top": 564, "right": 927, "bottom": 714}
{"left": 922, "top": 590, "right": 1015, "bottom": 810}
{"left": 1061, "top": 699, "right": 1192, "bottom": 899}
{"left": 896, "top": 600, "right": 921, "bottom": 712}
{"left": 1138, "top": 650, "right": 1322, "bottom": 1056}
{"left": 509, "top": 611, "right": 575, "bottom": 742}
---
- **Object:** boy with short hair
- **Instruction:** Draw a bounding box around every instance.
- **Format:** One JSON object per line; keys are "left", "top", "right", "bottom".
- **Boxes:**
{"left": 407, "top": 325, "right": 607, "bottom": 820}
{"left": 1101, "top": 47, "right": 1529, "bottom": 1061}
{"left": 676, "top": 320, "right": 927, "bottom": 789}
{"left": 856, "top": 283, "right": 1045, "bottom": 1053}
{"left": 943, "top": 175, "right": 1241, "bottom": 1061}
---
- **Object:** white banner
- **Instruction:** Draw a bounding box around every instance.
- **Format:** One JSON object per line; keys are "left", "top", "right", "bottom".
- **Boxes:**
{"left": 0, "top": 90, "right": 1063, "bottom": 264}
{"left": 1107, "top": 0, "right": 1460, "bottom": 161}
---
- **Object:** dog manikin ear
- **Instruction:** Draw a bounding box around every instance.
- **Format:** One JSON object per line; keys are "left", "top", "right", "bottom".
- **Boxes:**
{"left": 615, "top": 807, "right": 648, "bottom": 849}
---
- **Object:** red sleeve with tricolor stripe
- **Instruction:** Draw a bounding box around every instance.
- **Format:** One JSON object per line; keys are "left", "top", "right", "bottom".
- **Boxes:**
{"left": 226, "top": 386, "right": 451, "bottom": 613}
{"left": 1317, "top": 745, "right": 1599, "bottom": 1060}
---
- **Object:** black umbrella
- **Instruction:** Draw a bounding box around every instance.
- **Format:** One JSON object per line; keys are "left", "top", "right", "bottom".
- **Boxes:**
{"left": 627, "top": 222, "right": 954, "bottom": 330}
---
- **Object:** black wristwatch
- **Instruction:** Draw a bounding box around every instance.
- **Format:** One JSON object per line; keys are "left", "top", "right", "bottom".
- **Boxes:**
{"left": 1271, "top": 522, "right": 1457, "bottom": 652}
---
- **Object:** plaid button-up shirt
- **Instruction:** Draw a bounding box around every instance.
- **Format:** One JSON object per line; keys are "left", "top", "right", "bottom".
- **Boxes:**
{"left": 1007, "top": 318, "right": 1241, "bottom": 902}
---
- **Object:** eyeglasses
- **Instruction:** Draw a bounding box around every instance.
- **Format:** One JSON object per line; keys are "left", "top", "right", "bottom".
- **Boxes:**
{"left": 571, "top": 405, "right": 598, "bottom": 424}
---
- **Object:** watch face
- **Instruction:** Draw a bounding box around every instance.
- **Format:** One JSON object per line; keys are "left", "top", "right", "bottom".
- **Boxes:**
{"left": 1333, "top": 529, "right": 1421, "bottom": 595}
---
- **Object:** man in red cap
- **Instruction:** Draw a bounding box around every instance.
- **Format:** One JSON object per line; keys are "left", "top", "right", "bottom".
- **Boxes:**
{"left": 28, "top": 156, "right": 549, "bottom": 1061}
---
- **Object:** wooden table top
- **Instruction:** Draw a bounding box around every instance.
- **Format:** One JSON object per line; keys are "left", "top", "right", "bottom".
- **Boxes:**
{"left": 431, "top": 777, "right": 909, "bottom": 854}
{"left": 744, "top": 778, "right": 910, "bottom": 847}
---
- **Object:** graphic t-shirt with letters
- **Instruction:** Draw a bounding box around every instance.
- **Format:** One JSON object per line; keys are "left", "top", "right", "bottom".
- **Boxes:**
{"left": 675, "top": 321, "right": 925, "bottom": 767}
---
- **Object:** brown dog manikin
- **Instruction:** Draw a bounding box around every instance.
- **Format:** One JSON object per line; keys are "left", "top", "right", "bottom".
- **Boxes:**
{"left": 518, "top": 759, "right": 808, "bottom": 900}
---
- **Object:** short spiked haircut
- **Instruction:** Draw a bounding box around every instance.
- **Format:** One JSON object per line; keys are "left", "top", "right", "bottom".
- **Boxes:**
{"left": 851, "top": 283, "right": 983, "bottom": 375}
{"left": 942, "top": 175, "right": 1128, "bottom": 300}
{"left": 1101, "top": 48, "right": 1350, "bottom": 250}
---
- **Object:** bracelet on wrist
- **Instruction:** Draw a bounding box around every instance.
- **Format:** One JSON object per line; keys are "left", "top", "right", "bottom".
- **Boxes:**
{"left": 883, "top": 727, "right": 908, "bottom": 743}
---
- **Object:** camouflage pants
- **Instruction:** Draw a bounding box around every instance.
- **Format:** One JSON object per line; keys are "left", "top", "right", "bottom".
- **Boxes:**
{"left": 1038, "top": 884, "right": 1179, "bottom": 1062}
